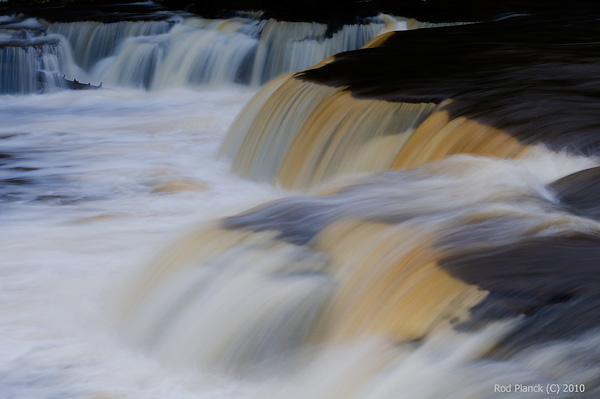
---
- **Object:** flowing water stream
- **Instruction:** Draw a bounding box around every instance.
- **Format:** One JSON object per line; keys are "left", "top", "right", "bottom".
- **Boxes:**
{"left": 1, "top": 6, "right": 599, "bottom": 399}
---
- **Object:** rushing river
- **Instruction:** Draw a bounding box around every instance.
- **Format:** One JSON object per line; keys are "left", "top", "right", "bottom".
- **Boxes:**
{"left": 2, "top": 5, "right": 600, "bottom": 399}
{"left": 0, "top": 87, "right": 288, "bottom": 398}
{"left": 0, "top": 9, "right": 388, "bottom": 398}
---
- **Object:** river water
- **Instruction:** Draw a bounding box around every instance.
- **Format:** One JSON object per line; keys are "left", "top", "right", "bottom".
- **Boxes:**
{"left": 1, "top": 7, "right": 599, "bottom": 399}
{"left": 0, "top": 86, "right": 290, "bottom": 398}
{"left": 0, "top": 10, "right": 384, "bottom": 398}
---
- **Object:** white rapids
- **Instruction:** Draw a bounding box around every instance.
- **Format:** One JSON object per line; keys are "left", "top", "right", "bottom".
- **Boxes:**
{"left": 1, "top": 7, "right": 596, "bottom": 399}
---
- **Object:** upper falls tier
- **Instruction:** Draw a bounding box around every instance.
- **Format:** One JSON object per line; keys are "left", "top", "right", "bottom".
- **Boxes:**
{"left": 0, "top": 10, "right": 400, "bottom": 94}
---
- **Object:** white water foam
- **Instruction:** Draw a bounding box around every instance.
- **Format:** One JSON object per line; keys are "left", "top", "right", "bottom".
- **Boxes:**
{"left": 0, "top": 87, "right": 282, "bottom": 398}
{"left": 2, "top": 88, "right": 599, "bottom": 399}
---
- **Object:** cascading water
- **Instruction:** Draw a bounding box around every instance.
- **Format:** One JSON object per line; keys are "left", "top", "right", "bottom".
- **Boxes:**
{"left": 248, "top": 18, "right": 386, "bottom": 85}
{"left": 87, "top": 14, "right": 388, "bottom": 88}
{"left": 0, "top": 11, "right": 392, "bottom": 94}
{"left": 48, "top": 19, "right": 176, "bottom": 70}
{"left": 2, "top": 2, "right": 599, "bottom": 399}
{"left": 0, "top": 17, "right": 80, "bottom": 94}
{"left": 123, "top": 149, "right": 600, "bottom": 397}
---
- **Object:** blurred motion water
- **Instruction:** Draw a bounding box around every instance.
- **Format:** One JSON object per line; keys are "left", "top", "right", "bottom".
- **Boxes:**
{"left": 2, "top": 3, "right": 600, "bottom": 399}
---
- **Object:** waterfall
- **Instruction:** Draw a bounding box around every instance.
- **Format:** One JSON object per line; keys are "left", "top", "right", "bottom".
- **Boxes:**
{"left": 90, "top": 15, "right": 387, "bottom": 89}
{"left": 249, "top": 18, "right": 385, "bottom": 85}
{"left": 0, "top": 35, "right": 80, "bottom": 94}
{"left": 5, "top": 3, "right": 599, "bottom": 398}
{"left": 0, "top": 16, "right": 80, "bottom": 94}
{"left": 47, "top": 19, "right": 176, "bottom": 70}
{"left": 0, "top": 13, "right": 392, "bottom": 94}
{"left": 220, "top": 77, "right": 438, "bottom": 187}
{"left": 220, "top": 15, "right": 600, "bottom": 188}
{"left": 123, "top": 150, "right": 600, "bottom": 395}
{"left": 148, "top": 25, "right": 259, "bottom": 89}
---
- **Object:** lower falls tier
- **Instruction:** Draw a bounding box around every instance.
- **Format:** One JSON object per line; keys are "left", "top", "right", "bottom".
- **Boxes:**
{"left": 123, "top": 153, "right": 600, "bottom": 396}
